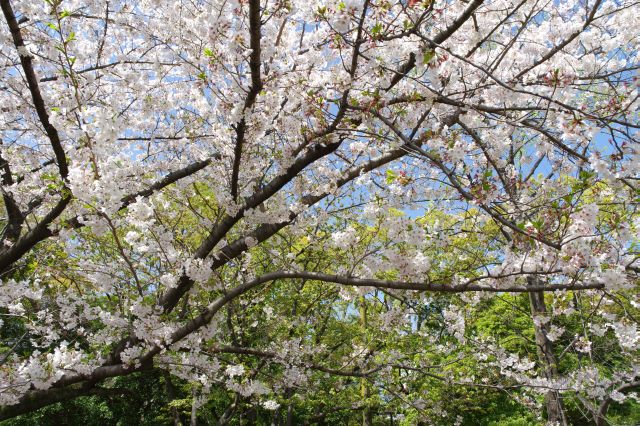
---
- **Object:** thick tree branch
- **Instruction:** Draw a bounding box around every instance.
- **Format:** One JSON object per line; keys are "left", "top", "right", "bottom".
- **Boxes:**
{"left": 0, "top": 159, "right": 213, "bottom": 275}
{"left": 160, "top": 141, "right": 408, "bottom": 311}
{"left": 595, "top": 380, "right": 640, "bottom": 426}
{"left": 0, "top": 194, "right": 71, "bottom": 276}
{"left": 1, "top": 0, "right": 68, "bottom": 180}
{"left": 0, "top": 383, "right": 135, "bottom": 420}
{"left": 225, "top": 270, "right": 605, "bottom": 293}
{"left": 230, "top": 0, "right": 263, "bottom": 201}
{"left": 0, "top": 139, "right": 23, "bottom": 245}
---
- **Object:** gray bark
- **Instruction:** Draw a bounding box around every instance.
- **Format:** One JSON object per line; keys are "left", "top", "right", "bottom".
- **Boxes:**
{"left": 528, "top": 276, "right": 567, "bottom": 426}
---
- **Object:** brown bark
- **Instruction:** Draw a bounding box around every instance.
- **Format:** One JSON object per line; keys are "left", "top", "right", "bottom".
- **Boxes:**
{"left": 163, "top": 371, "right": 183, "bottom": 426}
{"left": 528, "top": 276, "right": 567, "bottom": 426}
{"left": 595, "top": 381, "right": 640, "bottom": 426}
{"left": 190, "top": 386, "right": 198, "bottom": 426}
{"left": 359, "top": 296, "right": 373, "bottom": 426}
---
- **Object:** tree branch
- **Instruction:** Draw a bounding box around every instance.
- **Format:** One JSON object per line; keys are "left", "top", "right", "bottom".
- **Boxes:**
{"left": 1, "top": 0, "right": 68, "bottom": 180}
{"left": 230, "top": 0, "right": 263, "bottom": 201}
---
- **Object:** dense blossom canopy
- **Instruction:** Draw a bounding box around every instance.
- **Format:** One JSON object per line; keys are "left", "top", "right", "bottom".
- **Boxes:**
{"left": 0, "top": 0, "right": 638, "bottom": 423}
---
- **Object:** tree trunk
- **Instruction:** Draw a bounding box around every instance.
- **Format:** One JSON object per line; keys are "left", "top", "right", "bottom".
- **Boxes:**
{"left": 359, "top": 296, "right": 373, "bottom": 426}
{"left": 164, "top": 371, "right": 183, "bottom": 426}
{"left": 190, "top": 387, "right": 198, "bottom": 426}
{"left": 286, "top": 403, "right": 294, "bottom": 426}
{"left": 528, "top": 276, "right": 567, "bottom": 426}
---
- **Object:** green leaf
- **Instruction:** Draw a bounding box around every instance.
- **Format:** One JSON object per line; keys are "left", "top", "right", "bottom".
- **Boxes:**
{"left": 422, "top": 50, "right": 435, "bottom": 65}
{"left": 385, "top": 169, "right": 397, "bottom": 184}
{"left": 371, "top": 23, "right": 383, "bottom": 37}
{"left": 579, "top": 170, "right": 594, "bottom": 181}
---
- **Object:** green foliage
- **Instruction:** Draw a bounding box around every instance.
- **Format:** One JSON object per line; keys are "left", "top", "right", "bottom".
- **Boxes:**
{"left": 3, "top": 180, "right": 637, "bottom": 426}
